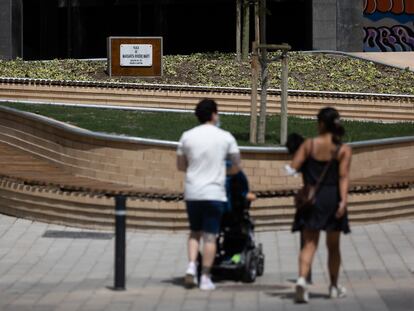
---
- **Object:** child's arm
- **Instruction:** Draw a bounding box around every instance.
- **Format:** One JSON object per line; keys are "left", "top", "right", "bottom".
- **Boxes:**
{"left": 238, "top": 172, "right": 256, "bottom": 201}
{"left": 246, "top": 192, "right": 257, "bottom": 201}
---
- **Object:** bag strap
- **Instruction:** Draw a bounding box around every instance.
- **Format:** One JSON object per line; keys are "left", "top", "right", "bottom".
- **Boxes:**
{"left": 309, "top": 139, "right": 314, "bottom": 157}
{"left": 313, "top": 144, "right": 340, "bottom": 193}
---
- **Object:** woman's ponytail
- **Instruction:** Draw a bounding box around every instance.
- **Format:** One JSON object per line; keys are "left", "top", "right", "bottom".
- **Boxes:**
{"left": 317, "top": 107, "right": 345, "bottom": 144}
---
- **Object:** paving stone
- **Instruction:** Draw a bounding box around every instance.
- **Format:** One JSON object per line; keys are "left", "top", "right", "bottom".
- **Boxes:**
{"left": 0, "top": 214, "right": 413, "bottom": 310}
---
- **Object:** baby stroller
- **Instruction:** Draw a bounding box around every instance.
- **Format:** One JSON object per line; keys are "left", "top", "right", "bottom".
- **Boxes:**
{"left": 198, "top": 170, "right": 265, "bottom": 283}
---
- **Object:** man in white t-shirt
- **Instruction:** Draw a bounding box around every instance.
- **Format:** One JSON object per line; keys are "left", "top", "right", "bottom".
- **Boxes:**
{"left": 177, "top": 98, "right": 241, "bottom": 291}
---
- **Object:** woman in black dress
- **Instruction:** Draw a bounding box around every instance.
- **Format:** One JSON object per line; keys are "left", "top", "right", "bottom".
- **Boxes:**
{"left": 287, "top": 107, "right": 352, "bottom": 303}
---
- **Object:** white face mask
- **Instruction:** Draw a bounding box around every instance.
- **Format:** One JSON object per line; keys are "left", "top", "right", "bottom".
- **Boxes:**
{"left": 215, "top": 115, "right": 221, "bottom": 128}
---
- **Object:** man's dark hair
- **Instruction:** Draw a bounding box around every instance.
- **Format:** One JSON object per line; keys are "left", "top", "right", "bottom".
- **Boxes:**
{"left": 195, "top": 98, "right": 218, "bottom": 123}
{"left": 286, "top": 133, "right": 304, "bottom": 155}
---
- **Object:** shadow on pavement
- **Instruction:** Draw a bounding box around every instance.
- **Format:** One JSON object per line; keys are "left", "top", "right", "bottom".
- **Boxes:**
{"left": 219, "top": 284, "right": 291, "bottom": 292}
{"left": 161, "top": 277, "right": 186, "bottom": 287}
{"left": 266, "top": 291, "right": 330, "bottom": 300}
{"left": 162, "top": 277, "right": 291, "bottom": 293}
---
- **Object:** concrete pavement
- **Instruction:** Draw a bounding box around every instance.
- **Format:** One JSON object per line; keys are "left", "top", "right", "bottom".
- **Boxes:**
{"left": 351, "top": 52, "right": 414, "bottom": 72}
{"left": 0, "top": 214, "right": 414, "bottom": 311}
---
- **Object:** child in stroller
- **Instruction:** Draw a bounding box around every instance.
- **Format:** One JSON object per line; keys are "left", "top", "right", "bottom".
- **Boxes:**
{"left": 198, "top": 164, "right": 265, "bottom": 283}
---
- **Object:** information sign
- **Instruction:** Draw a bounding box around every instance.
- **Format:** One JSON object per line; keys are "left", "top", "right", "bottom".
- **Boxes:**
{"left": 120, "top": 44, "right": 153, "bottom": 67}
{"left": 107, "top": 37, "right": 162, "bottom": 77}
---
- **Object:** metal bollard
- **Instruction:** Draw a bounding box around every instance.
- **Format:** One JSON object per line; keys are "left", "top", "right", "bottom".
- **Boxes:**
{"left": 114, "top": 195, "right": 126, "bottom": 290}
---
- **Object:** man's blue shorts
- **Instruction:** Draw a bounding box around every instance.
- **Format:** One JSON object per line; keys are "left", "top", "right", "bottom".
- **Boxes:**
{"left": 186, "top": 201, "right": 225, "bottom": 234}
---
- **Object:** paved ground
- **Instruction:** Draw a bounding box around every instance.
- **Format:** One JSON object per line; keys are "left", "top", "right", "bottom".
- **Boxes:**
{"left": 351, "top": 52, "right": 414, "bottom": 72}
{"left": 0, "top": 214, "right": 414, "bottom": 311}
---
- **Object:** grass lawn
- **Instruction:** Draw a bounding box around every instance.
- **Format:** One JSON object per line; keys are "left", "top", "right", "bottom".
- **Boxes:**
{"left": 2, "top": 103, "right": 413, "bottom": 146}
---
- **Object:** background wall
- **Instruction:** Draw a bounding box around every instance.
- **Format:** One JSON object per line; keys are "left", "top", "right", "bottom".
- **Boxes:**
{"left": 20, "top": 0, "right": 313, "bottom": 60}
{"left": 364, "top": 0, "right": 414, "bottom": 51}
{"left": 313, "top": 0, "right": 363, "bottom": 51}
{"left": 0, "top": 0, "right": 23, "bottom": 60}
{"left": 1, "top": 0, "right": 368, "bottom": 60}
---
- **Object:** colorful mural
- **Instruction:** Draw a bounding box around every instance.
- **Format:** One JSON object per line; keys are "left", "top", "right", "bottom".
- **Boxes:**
{"left": 364, "top": 0, "right": 414, "bottom": 14}
{"left": 364, "top": 0, "right": 414, "bottom": 51}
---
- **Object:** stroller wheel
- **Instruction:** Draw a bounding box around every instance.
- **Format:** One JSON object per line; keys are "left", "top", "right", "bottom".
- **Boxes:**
{"left": 241, "top": 250, "right": 257, "bottom": 283}
{"left": 256, "top": 244, "right": 265, "bottom": 276}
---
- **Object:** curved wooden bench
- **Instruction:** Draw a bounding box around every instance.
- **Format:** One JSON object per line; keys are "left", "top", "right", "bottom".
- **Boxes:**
{"left": 0, "top": 105, "right": 413, "bottom": 231}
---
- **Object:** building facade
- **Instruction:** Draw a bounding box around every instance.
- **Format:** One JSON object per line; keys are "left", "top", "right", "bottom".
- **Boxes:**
{"left": 0, "top": 0, "right": 394, "bottom": 61}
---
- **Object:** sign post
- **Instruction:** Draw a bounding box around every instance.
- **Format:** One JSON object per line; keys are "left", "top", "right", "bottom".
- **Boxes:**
{"left": 107, "top": 37, "right": 163, "bottom": 78}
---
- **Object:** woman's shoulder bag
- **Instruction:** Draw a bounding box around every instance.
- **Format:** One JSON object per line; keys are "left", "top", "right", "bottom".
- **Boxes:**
{"left": 294, "top": 143, "right": 339, "bottom": 211}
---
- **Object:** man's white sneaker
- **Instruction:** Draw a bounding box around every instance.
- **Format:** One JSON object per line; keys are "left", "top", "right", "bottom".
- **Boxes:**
{"left": 329, "top": 285, "right": 347, "bottom": 298}
{"left": 184, "top": 262, "right": 197, "bottom": 288}
{"left": 295, "top": 277, "right": 309, "bottom": 303}
{"left": 199, "top": 275, "right": 216, "bottom": 291}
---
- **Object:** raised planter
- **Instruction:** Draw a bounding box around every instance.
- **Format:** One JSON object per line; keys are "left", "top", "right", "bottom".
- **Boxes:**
{"left": 0, "top": 105, "right": 413, "bottom": 230}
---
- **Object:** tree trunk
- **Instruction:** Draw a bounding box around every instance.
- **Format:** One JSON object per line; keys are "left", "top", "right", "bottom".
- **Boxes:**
{"left": 258, "top": 55, "right": 268, "bottom": 144}
{"left": 259, "top": 0, "right": 266, "bottom": 57}
{"left": 249, "top": 0, "right": 261, "bottom": 144}
{"left": 242, "top": 0, "right": 250, "bottom": 61}
{"left": 254, "top": 0, "right": 260, "bottom": 43}
{"left": 250, "top": 41, "right": 259, "bottom": 144}
{"left": 257, "top": 0, "right": 267, "bottom": 144}
{"left": 280, "top": 52, "right": 288, "bottom": 145}
{"left": 236, "top": 0, "right": 242, "bottom": 61}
